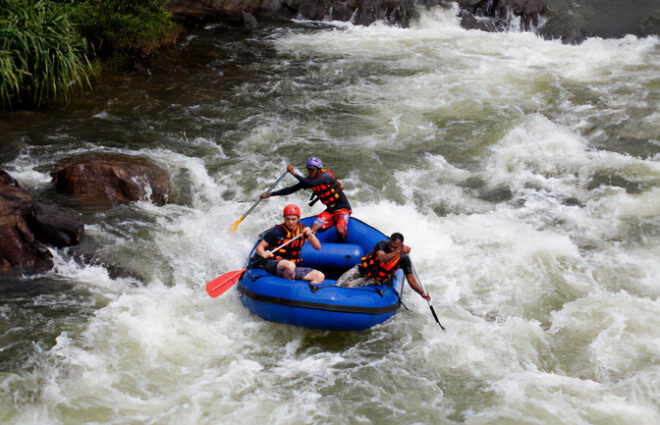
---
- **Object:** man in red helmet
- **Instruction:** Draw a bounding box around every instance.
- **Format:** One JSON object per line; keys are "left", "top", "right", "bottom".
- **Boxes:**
{"left": 334, "top": 232, "right": 430, "bottom": 301}
{"left": 252, "top": 204, "right": 325, "bottom": 284}
{"left": 260, "top": 157, "right": 352, "bottom": 241}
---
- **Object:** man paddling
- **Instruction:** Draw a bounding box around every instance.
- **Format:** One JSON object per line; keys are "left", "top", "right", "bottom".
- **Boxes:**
{"left": 251, "top": 204, "right": 325, "bottom": 285}
{"left": 334, "top": 232, "right": 430, "bottom": 301}
{"left": 260, "top": 157, "right": 352, "bottom": 241}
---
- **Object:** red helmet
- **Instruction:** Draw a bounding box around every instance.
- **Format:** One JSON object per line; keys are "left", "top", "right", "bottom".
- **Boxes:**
{"left": 283, "top": 204, "right": 301, "bottom": 217}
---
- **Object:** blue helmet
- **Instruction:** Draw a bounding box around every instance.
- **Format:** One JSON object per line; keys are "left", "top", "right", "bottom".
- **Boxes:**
{"left": 307, "top": 156, "right": 323, "bottom": 169}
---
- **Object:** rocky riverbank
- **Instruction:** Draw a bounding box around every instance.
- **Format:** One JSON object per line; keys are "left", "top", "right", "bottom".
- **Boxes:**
{"left": 164, "top": 0, "right": 420, "bottom": 28}
{"left": 0, "top": 155, "right": 171, "bottom": 274}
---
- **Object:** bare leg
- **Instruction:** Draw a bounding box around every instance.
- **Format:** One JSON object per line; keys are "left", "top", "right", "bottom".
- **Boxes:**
{"left": 276, "top": 260, "right": 296, "bottom": 280}
{"left": 336, "top": 226, "right": 346, "bottom": 242}
{"left": 335, "top": 265, "right": 361, "bottom": 287}
{"left": 303, "top": 269, "right": 325, "bottom": 284}
{"left": 336, "top": 213, "right": 349, "bottom": 242}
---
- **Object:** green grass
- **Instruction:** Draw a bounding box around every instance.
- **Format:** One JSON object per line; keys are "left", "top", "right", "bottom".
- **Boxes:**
{"left": 0, "top": 0, "right": 180, "bottom": 111}
{"left": 71, "top": 0, "right": 180, "bottom": 58}
{"left": 0, "top": 0, "right": 95, "bottom": 110}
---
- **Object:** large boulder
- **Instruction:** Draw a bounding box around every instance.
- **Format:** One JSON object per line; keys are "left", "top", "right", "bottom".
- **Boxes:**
{"left": 540, "top": 0, "right": 659, "bottom": 43}
{"left": 457, "top": 0, "right": 546, "bottom": 31}
{"left": 164, "top": 0, "right": 418, "bottom": 27}
{"left": 353, "top": 0, "right": 418, "bottom": 26}
{"left": 0, "top": 169, "right": 84, "bottom": 272}
{"left": 27, "top": 203, "right": 85, "bottom": 248}
{"left": 51, "top": 154, "right": 171, "bottom": 208}
{"left": 0, "top": 170, "right": 51, "bottom": 271}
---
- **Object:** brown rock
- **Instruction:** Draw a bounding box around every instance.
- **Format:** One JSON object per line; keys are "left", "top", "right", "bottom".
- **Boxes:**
{"left": 51, "top": 154, "right": 171, "bottom": 208}
{"left": 511, "top": 0, "right": 544, "bottom": 15}
{"left": 457, "top": 0, "right": 482, "bottom": 6}
{"left": 0, "top": 170, "right": 53, "bottom": 271}
{"left": 166, "top": 0, "right": 226, "bottom": 21}
{"left": 242, "top": 11, "right": 259, "bottom": 28}
{"left": 28, "top": 203, "right": 84, "bottom": 248}
{"left": 164, "top": 0, "right": 418, "bottom": 27}
{"left": 354, "top": 0, "right": 418, "bottom": 27}
{"left": 510, "top": 0, "right": 544, "bottom": 27}
{"left": 457, "top": 0, "right": 546, "bottom": 31}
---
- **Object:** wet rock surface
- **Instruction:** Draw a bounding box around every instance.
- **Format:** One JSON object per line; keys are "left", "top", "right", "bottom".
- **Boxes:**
{"left": 165, "top": 0, "right": 419, "bottom": 27}
{"left": 0, "top": 170, "right": 83, "bottom": 272}
{"left": 51, "top": 153, "right": 171, "bottom": 209}
{"left": 457, "top": 0, "right": 546, "bottom": 32}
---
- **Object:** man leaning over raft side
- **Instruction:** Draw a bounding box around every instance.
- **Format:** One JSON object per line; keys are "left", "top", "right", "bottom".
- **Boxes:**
{"left": 260, "top": 157, "right": 352, "bottom": 241}
{"left": 251, "top": 204, "right": 325, "bottom": 285}
{"left": 334, "top": 232, "right": 430, "bottom": 301}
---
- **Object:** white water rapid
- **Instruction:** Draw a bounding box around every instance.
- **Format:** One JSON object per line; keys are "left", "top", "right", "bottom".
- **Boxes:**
{"left": 1, "top": 6, "right": 659, "bottom": 425}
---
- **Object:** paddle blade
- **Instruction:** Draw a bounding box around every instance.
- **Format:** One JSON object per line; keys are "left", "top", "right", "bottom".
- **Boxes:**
{"left": 205, "top": 268, "right": 246, "bottom": 297}
{"left": 229, "top": 216, "right": 245, "bottom": 233}
{"left": 429, "top": 304, "right": 446, "bottom": 331}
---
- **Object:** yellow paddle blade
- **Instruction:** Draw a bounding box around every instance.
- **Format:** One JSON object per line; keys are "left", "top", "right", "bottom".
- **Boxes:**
{"left": 229, "top": 216, "right": 245, "bottom": 233}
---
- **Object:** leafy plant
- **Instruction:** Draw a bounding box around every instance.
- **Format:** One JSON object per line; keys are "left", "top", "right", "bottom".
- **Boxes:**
{"left": 0, "top": 0, "right": 180, "bottom": 111}
{"left": 71, "top": 0, "right": 180, "bottom": 58}
{"left": 0, "top": 0, "right": 95, "bottom": 110}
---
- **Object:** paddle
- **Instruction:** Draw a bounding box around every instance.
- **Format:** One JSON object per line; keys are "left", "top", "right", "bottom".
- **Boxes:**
{"left": 411, "top": 262, "right": 446, "bottom": 330}
{"left": 205, "top": 233, "right": 305, "bottom": 298}
{"left": 229, "top": 170, "right": 289, "bottom": 232}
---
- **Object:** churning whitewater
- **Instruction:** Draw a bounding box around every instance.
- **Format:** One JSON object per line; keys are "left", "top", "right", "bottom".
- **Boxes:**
{"left": 1, "top": 5, "right": 659, "bottom": 425}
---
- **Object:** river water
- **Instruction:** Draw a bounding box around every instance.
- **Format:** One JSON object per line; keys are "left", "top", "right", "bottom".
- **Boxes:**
{"left": 1, "top": 5, "right": 659, "bottom": 425}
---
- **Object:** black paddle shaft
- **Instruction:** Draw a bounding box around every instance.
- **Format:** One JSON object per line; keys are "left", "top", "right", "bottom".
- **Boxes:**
{"left": 410, "top": 261, "right": 446, "bottom": 331}
{"left": 243, "top": 171, "right": 289, "bottom": 217}
{"left": 428, "top": 304, "right": 446, "bottom": 331}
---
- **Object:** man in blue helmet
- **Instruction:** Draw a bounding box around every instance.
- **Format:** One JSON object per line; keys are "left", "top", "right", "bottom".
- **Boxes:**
{"left": 260, "top": 157, "right": 352, "bottom": 241}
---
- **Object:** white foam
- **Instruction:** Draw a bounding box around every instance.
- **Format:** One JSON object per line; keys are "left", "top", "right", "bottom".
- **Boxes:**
{"left": 4, "top": 5, "right": 659, "bottom": 425}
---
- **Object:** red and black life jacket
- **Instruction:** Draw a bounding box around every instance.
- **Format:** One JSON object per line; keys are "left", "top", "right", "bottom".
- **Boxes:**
{"left": 310, "top": 168, "right": 344, "bottom": 208}
{"left": 273, "top": 222, "right": 305, "bottom": 263}
{"left": 359, "top": 248, "right": 401, "bottom": 283}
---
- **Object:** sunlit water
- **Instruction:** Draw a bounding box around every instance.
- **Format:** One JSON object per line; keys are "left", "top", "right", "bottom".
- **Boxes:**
{"left": 1, "top": 6, "right": 659, "bottom": 425}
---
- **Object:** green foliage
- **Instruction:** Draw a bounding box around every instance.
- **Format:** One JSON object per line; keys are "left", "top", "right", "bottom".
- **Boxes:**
{"left": 71, "top": 0, "right": 180, "bottom": 57}
{"left": 0, "top": 0, "right": 95, "bottom": 110}
{"left": 0, "top": 0, "right": 180, "bottom": 111}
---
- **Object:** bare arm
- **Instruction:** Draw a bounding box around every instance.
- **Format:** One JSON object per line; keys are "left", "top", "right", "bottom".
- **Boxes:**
{"left": 405, "top": 273, "right": 431, "bottom": 301}
{"left": 262, "top": 181, "right": 305, "bottom": 198}
{"left": 303, "top": 227, "right": 321, "bottom": 250}
{"left": 375, "top": 244, "right": 409, "bottom": 262}
{"left": 255, "top": 240, "right": 273, "bottom": 258}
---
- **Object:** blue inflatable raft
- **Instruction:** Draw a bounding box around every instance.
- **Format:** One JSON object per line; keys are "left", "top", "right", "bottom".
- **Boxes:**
{"left": 237, "top": 217, "right": 404, "bottom": 331}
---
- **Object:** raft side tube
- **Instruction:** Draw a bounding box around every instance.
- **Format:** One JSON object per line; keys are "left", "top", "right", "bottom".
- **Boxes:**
{"left": 241, "top": 268, "right": 403, "bottom": 312}
{"left": 300, "top": 242, "right": 364, "bottom": 271}
{"left": 237, "top": 217, "right": 404, "bottom": 330}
